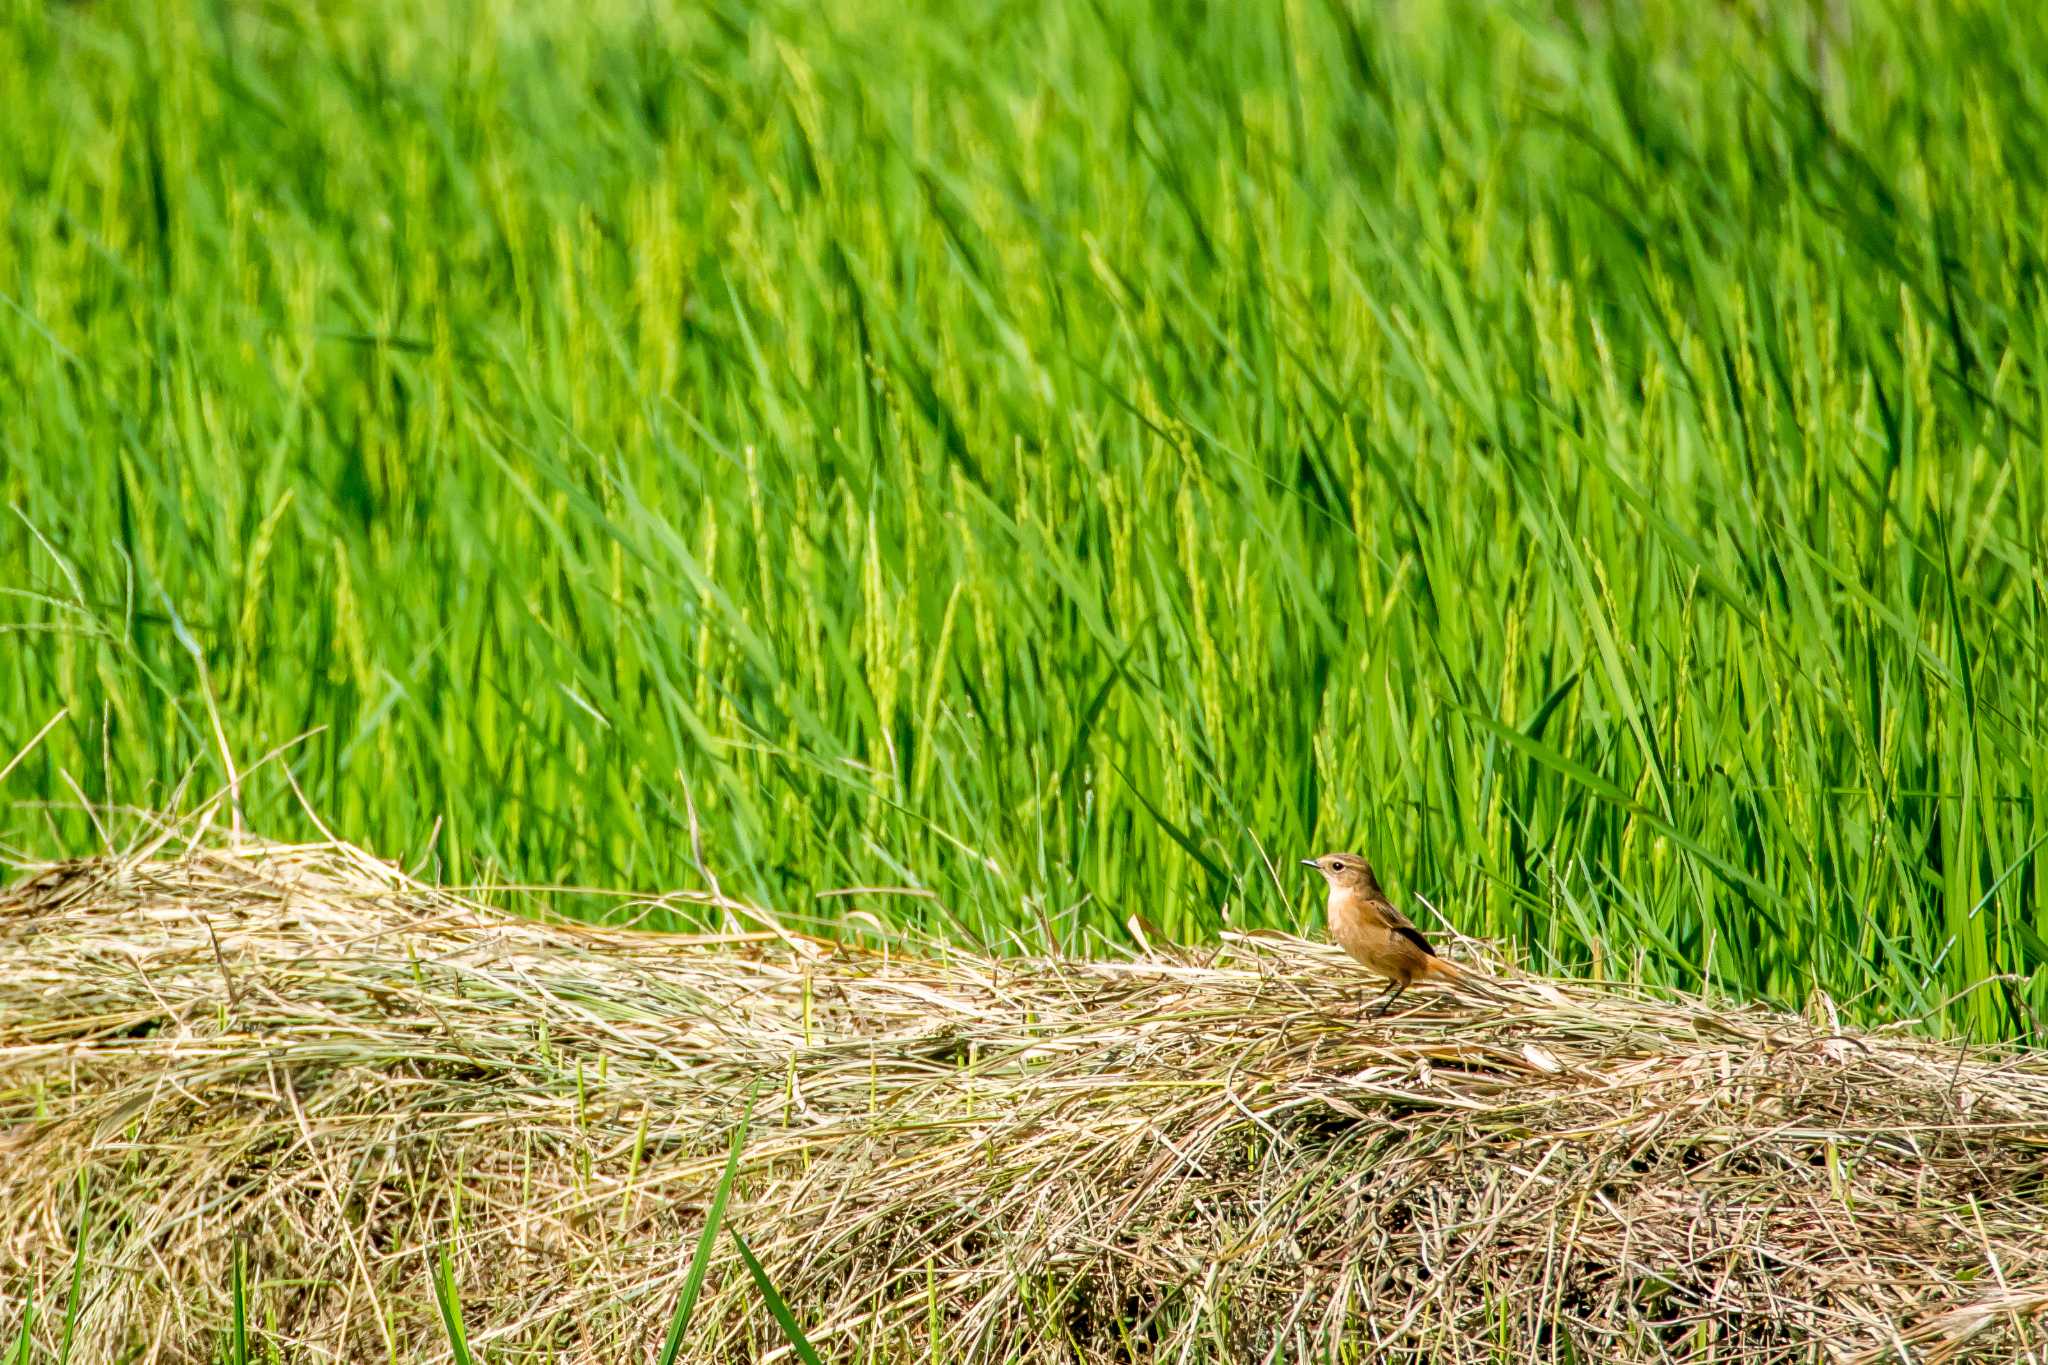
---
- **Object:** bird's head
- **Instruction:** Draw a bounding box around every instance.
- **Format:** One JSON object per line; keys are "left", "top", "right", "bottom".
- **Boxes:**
{"left": 1300, "top": 852, "right": 1380, "bottom": 893}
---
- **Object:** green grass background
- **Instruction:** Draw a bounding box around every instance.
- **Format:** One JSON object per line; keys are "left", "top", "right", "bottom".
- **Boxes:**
{"left": 3, "top": 0, "right": 2045, "bottom": 1038}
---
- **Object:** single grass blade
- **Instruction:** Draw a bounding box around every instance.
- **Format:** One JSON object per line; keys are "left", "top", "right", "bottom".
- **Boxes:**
{"left": 730, "top": 1229, "right": 825, "bottom": 1365}
{"left": 56, "top": 1168, "right": 89, "bottom": 1365}
{"left": 657, "top": 1079, "right": 762, "bottom": 1364}
{"left": 8, "top": 1293, "right": 30, "bottom": 1365}
{"left": 1108, "top": 759, "right": 1231, "bottom": 895}
{"left": 228, "top": 1236, "right": 249, "bottom": 1365}
{"left": 431, "top": 1248, "right": 475, "bottom": 1365}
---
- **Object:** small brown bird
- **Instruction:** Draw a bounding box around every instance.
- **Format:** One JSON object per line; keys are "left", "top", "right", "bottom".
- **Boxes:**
{"left": 1302, "top": 852, "right": 1480, "bottom": 1017}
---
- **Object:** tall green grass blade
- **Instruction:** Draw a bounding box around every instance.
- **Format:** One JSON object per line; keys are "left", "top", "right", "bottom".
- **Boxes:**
{"left": 729, "top": 1230, "right": 825, "bottom": 1365}
{"left": 226, "top": 1236, "right": 249, "bottom": 1365}
{"left": 56, "top": 1169, "right": 89, "bottom": 1365}
{"left": 657, "top": 1080, "right": 761, "bottom": 1364}
{"left": 431, "top": 1248, "right": 475, "bottom": 1365}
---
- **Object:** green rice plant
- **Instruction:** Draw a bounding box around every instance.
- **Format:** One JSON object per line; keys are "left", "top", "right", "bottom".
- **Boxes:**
{"left": 1, "top": 0, "right": 2044, "bottom": 1038}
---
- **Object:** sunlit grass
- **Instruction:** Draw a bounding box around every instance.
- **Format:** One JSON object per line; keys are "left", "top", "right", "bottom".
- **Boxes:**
{"left": 2, "top": 0, "right": 2045, "bottom": 1037}
{"left": 10, "top": 838, "right": 2047, "bottom": 1361}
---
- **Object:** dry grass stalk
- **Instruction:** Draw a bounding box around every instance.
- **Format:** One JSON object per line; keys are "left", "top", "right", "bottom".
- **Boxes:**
{"left": 4, "top": 832, "right": 2048, "bottom": 1363}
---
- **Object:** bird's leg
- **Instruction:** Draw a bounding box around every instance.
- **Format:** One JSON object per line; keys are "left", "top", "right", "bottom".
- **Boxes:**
{"left": 1369, "top": 979, "right": 1404, "bottom": 1019}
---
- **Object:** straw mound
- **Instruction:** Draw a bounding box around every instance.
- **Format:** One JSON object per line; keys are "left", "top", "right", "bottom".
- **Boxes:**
{"left": 4, "top": 839, "right": 2048, "bottom": 1364}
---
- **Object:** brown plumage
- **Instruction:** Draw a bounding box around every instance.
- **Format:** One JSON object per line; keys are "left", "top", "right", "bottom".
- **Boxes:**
{"left": 1302, "top": 852, "right": 1474, "bottom": 1017}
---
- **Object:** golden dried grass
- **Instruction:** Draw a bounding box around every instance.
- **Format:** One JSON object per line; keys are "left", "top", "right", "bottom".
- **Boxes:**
{"left": 4, "top": 830, "right": 2048, "bottom": 1362}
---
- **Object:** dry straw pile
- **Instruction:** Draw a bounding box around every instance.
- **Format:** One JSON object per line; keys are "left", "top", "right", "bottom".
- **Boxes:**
{"left": 5, "top": 831, "right": 2048, "bottom": 1363}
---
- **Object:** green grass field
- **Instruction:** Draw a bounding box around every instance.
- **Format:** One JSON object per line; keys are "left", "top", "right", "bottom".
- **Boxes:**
{"left": 3, "top": 0, "right": 2045, "bottom": 1039}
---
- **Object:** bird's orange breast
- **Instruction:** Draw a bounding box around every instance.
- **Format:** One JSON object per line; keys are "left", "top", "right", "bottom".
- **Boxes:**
{"left": 1327, "top": 892, "right": 1432, "bottom": 982}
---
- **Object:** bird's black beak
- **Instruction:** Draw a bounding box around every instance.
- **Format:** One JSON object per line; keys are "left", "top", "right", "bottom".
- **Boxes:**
{"left": 1299, "top": 858, "right": 1319, "bottom": 870}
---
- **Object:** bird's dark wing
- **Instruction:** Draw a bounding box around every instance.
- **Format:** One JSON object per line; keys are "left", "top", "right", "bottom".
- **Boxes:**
{"left": 1366, "top": 895, "right": 1436, "bottom": 956}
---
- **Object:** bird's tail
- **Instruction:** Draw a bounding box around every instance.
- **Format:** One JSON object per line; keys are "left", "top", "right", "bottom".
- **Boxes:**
{"left": 1423, "top": 954, "right": 1514, "bottom": 1004}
